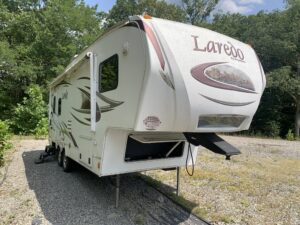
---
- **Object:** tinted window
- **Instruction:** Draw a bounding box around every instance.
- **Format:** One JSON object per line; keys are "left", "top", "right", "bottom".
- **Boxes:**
{"left": 58, "top": 98, "right": 62, "bottom": 116}
{"left": 99, "top": 54, "right": 118, "bottom": 93}
{"left": 53, "top": 96, "right": 56, "bottom": 113}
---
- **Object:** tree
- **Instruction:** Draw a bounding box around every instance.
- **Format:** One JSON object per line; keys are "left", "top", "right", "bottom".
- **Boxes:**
{"left": 0, "top": 0, "right": 103, "bottom": 121}
{"left": 208, "top": 4, "right": 300, "bottom": 138}
{"left": 11, "top": 85, "right": 47, "bottom": 134}
{"left": 106, "top": 0, "right": 186, "bottom": 27}
{"left": 181, "top": 0, "right": 219, "bottom": 24}
{"left": 1, "top": 0, "right": 42, "bottom": 12}
{"left": 32, "top": 0, "right": 103, "bottom": 81}
{"left": 285, "top": 0, "right": 300, "bottom": 6}
{"left": 0, "top": 120, "right": 11, "bottom": 166}
{"left": 0, "top": 2, "right": 39, "bottom": 119}
{"left": 268, "top": 67, "right": 300, "bottom": 137}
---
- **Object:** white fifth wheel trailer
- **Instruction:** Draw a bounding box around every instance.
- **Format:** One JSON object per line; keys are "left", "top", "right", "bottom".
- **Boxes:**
{"left": 42, "top": 15, "right": 266, "bottom": 205}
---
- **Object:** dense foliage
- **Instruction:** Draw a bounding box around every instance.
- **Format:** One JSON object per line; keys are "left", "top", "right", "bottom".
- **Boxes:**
{"left": 105, "top": 0, "right": 186, "bottom": 26}
{"left": 0, "top": 0, "right": 299, "bottom": 139}
{"left": 182, "top": 0, "right": 219, "bottom": 24}
{"left": 11, "top": 85, "right": 47, "bottom": 135}
{"left": 0, "top": 0, "right": 102, "bottom": 121}
{"left": 0, "top": 120, "right": 11, "bottom": 166}
{"left": 203, "top": 1, "right": 300, "bottom": 138}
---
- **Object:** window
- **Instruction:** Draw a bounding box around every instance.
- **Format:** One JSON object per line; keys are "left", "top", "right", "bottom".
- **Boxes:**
{"left": 58, "top": 98, "right": 62, "bottom": 116}
{"left": 99, "top": 54, "right": 118, "bottom": 93}
{"left": 53, "top": 96, "right": 56, "bottom": 114}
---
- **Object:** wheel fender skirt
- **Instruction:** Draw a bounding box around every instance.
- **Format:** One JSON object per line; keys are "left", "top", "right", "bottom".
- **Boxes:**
{"left": 183, "top": 133, "right": 241, "bottom": 159}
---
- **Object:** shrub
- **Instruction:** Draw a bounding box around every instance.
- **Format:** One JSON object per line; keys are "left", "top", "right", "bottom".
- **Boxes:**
{"left": 0, "top": 120, "right": 12, "bottom": 166}
{"left": 11, "top": 85, "right": 47, "bottom": 135}
{"left": 34, "top": 117, "right": 48, "bottom": 139}
{"left": 285, "top": 129, "right": 295, "bottom": 141}
{"left": 264, "top": 121, "right": 280, "bottom": 138}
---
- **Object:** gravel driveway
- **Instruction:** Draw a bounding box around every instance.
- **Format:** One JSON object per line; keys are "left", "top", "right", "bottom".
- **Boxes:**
{"left": 0, "top": 140, "right": 208, "bottom": 225}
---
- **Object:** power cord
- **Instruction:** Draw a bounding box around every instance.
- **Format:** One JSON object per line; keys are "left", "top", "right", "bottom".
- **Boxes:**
{"left": 185, "top": 142, "right": 195, "bottom": 176}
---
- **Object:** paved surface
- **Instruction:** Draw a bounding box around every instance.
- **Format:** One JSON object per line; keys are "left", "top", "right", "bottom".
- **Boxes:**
{"left": 0, "top": 140, "right": 209, "bottom": 225}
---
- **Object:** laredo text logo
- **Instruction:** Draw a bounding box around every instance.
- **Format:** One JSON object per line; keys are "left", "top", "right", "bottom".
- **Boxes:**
{"left": 192, "top": 35, "right": 245, "bottom": 62}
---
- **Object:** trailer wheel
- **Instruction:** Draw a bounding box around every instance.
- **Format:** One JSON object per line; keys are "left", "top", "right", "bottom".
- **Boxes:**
{"left": 57, "top": 147, "right": 63, "bottom": 167}
{"left": 62, "top": 151, "right": 72, "bottom": 172}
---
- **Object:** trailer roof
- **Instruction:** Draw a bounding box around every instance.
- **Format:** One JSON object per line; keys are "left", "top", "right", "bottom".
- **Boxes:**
{"left": 49, "top": 18, "right": 139, "bottom": 88}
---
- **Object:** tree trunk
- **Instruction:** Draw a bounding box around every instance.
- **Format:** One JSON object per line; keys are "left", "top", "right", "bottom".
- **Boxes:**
{"left": 296, "top": 57, "right": 300, "bottom": 138}
{"left": 295, "top": 99, "right": 300, "bottom": 138}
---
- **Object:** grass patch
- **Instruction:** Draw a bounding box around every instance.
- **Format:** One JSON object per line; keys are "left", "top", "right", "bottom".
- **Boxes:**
{"left": 4, "top": 214, "right": 16, "bottom": 225}
{"left": 133, "top": 213, "right": 145, "bottom": 225}
{"left": 21, "top": 199, "right": 32, "bottom": 207}
{"left": 139, "top": 173, "right": 209, "bottom": 219}
{"left": 142, "top": 138, "right": 300, "bottom": 225}
{"left": 211, "top": 213, "right": 234, "bottom": 223}
{"left": 12, "top": 135, "right": 47, "bottom": 140}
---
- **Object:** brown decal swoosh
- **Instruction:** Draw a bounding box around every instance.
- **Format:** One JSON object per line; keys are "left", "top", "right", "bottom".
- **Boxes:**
{"left": 77, "top": 77, "right": 90, "bottom": 80}
{"left": 72, "top": 87, "right": 101, "bottom": 123}
{"left": 200, "top": 94, "right": 255, "bottom": 106}
{"left": 84, "top": 86, "right": 124, "bottom": 109}
{"left": 71, "top": 113, "right": 90, "bottom": 126}
{"left": 160, "top": 71, "right": 175, "bottom": 89}
{"left": 53, "top": 80, "right": 71, "bottom": 89}
{"left": 73, "top": 86, "right": 122, "bottom": 122}
{"left": 191, "top": 62, "right": 257, "bottom": 94}
{"left": 60, "top": 122, "right": 78, "bottom": 147}
{"left": 97, "top": 92, "right": 124, "bottom": 107}
{"left": 68, "top": 132, "right": 78, "bottom": 147}
{"left": 72, "top": 108, "right": 90, "bottom": 114}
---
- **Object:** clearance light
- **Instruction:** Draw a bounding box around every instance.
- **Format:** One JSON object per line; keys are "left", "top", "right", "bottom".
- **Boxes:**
{"left": 143, "top": 14, "right": 152, "bottom": 19}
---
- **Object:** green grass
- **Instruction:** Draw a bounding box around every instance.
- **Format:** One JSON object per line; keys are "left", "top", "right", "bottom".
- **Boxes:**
{"left": 142, "top": 139, "right": 300, "bottom": 225}
{"left": 139, "top": 173, "right": 208, "bottom": 219}
{"left": 12, "top": 135, "right": 47, "bottom": 140}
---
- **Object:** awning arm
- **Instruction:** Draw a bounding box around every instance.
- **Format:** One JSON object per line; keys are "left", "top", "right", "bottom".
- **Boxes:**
{"left": 87, "top": 52, "right": 98, "bottom": 132}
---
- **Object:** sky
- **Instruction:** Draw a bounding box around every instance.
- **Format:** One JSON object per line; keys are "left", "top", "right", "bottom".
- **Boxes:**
{"left": 85, "top": 0, "right": 286, "bottom": 15}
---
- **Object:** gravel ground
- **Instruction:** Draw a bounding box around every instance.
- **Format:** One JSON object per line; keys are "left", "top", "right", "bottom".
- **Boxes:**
{"left": 146, "top": 136, "right": 300, "bottom": 225}
{"left": 0, "top": 139, "right": 207, "bottom": 225}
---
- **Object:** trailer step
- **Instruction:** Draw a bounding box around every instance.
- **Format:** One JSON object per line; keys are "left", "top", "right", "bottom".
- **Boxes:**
{"left": 183, "top": 133, "right": 241, "bottom": 160}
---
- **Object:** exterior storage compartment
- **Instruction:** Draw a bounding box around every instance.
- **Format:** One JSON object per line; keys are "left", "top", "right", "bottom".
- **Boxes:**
{"left": 125, "top": 137, "right": 184, "bottom": 162}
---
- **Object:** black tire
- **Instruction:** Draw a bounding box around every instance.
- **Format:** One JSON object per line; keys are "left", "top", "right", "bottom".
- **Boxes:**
{"left": 62, "top": 150, "right": 72, "bottom": 172}
{"left": 45, "top": 146, "right": 50, "bottom": 153}
{"left": 57, "top": 147, "right": 63, "bottom": 167}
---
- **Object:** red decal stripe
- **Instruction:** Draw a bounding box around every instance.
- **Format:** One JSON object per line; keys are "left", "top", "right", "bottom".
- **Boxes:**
{"left": 143, "top": 23, "right": 165, "bottom": 70}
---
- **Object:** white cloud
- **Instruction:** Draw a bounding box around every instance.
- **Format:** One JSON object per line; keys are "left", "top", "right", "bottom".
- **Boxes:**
{"left": 166, "top": 0, "right": 181, "bottom": 4}
{"left": 238, "top": 0, "right": 264, "bottom": 5}
{"left": 166, "top": 0, "right": 264, "bottom": 7}
{"left": 216, "top": 0, "right": 253, "bottom": 14}
{"left": 165, "top": 0, "right": 264, "bottom": 15}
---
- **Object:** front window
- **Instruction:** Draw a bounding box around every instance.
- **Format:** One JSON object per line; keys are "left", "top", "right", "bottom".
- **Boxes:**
{"left": 99, "top": 54, "right": 119, "bottom": 93}
{"left": 205, "top": 64, "right": 255, "bottom": 91}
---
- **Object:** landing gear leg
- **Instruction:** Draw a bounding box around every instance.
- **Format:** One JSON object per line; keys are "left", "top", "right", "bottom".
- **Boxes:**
{"left": 34, "top": 145, "right": 55, "bottom": 164}
{"left": 115, "top": 174, "right": 120, "bottom": 208}
{"left": 176, "top": 167, "right": 180, "bottom": 196}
